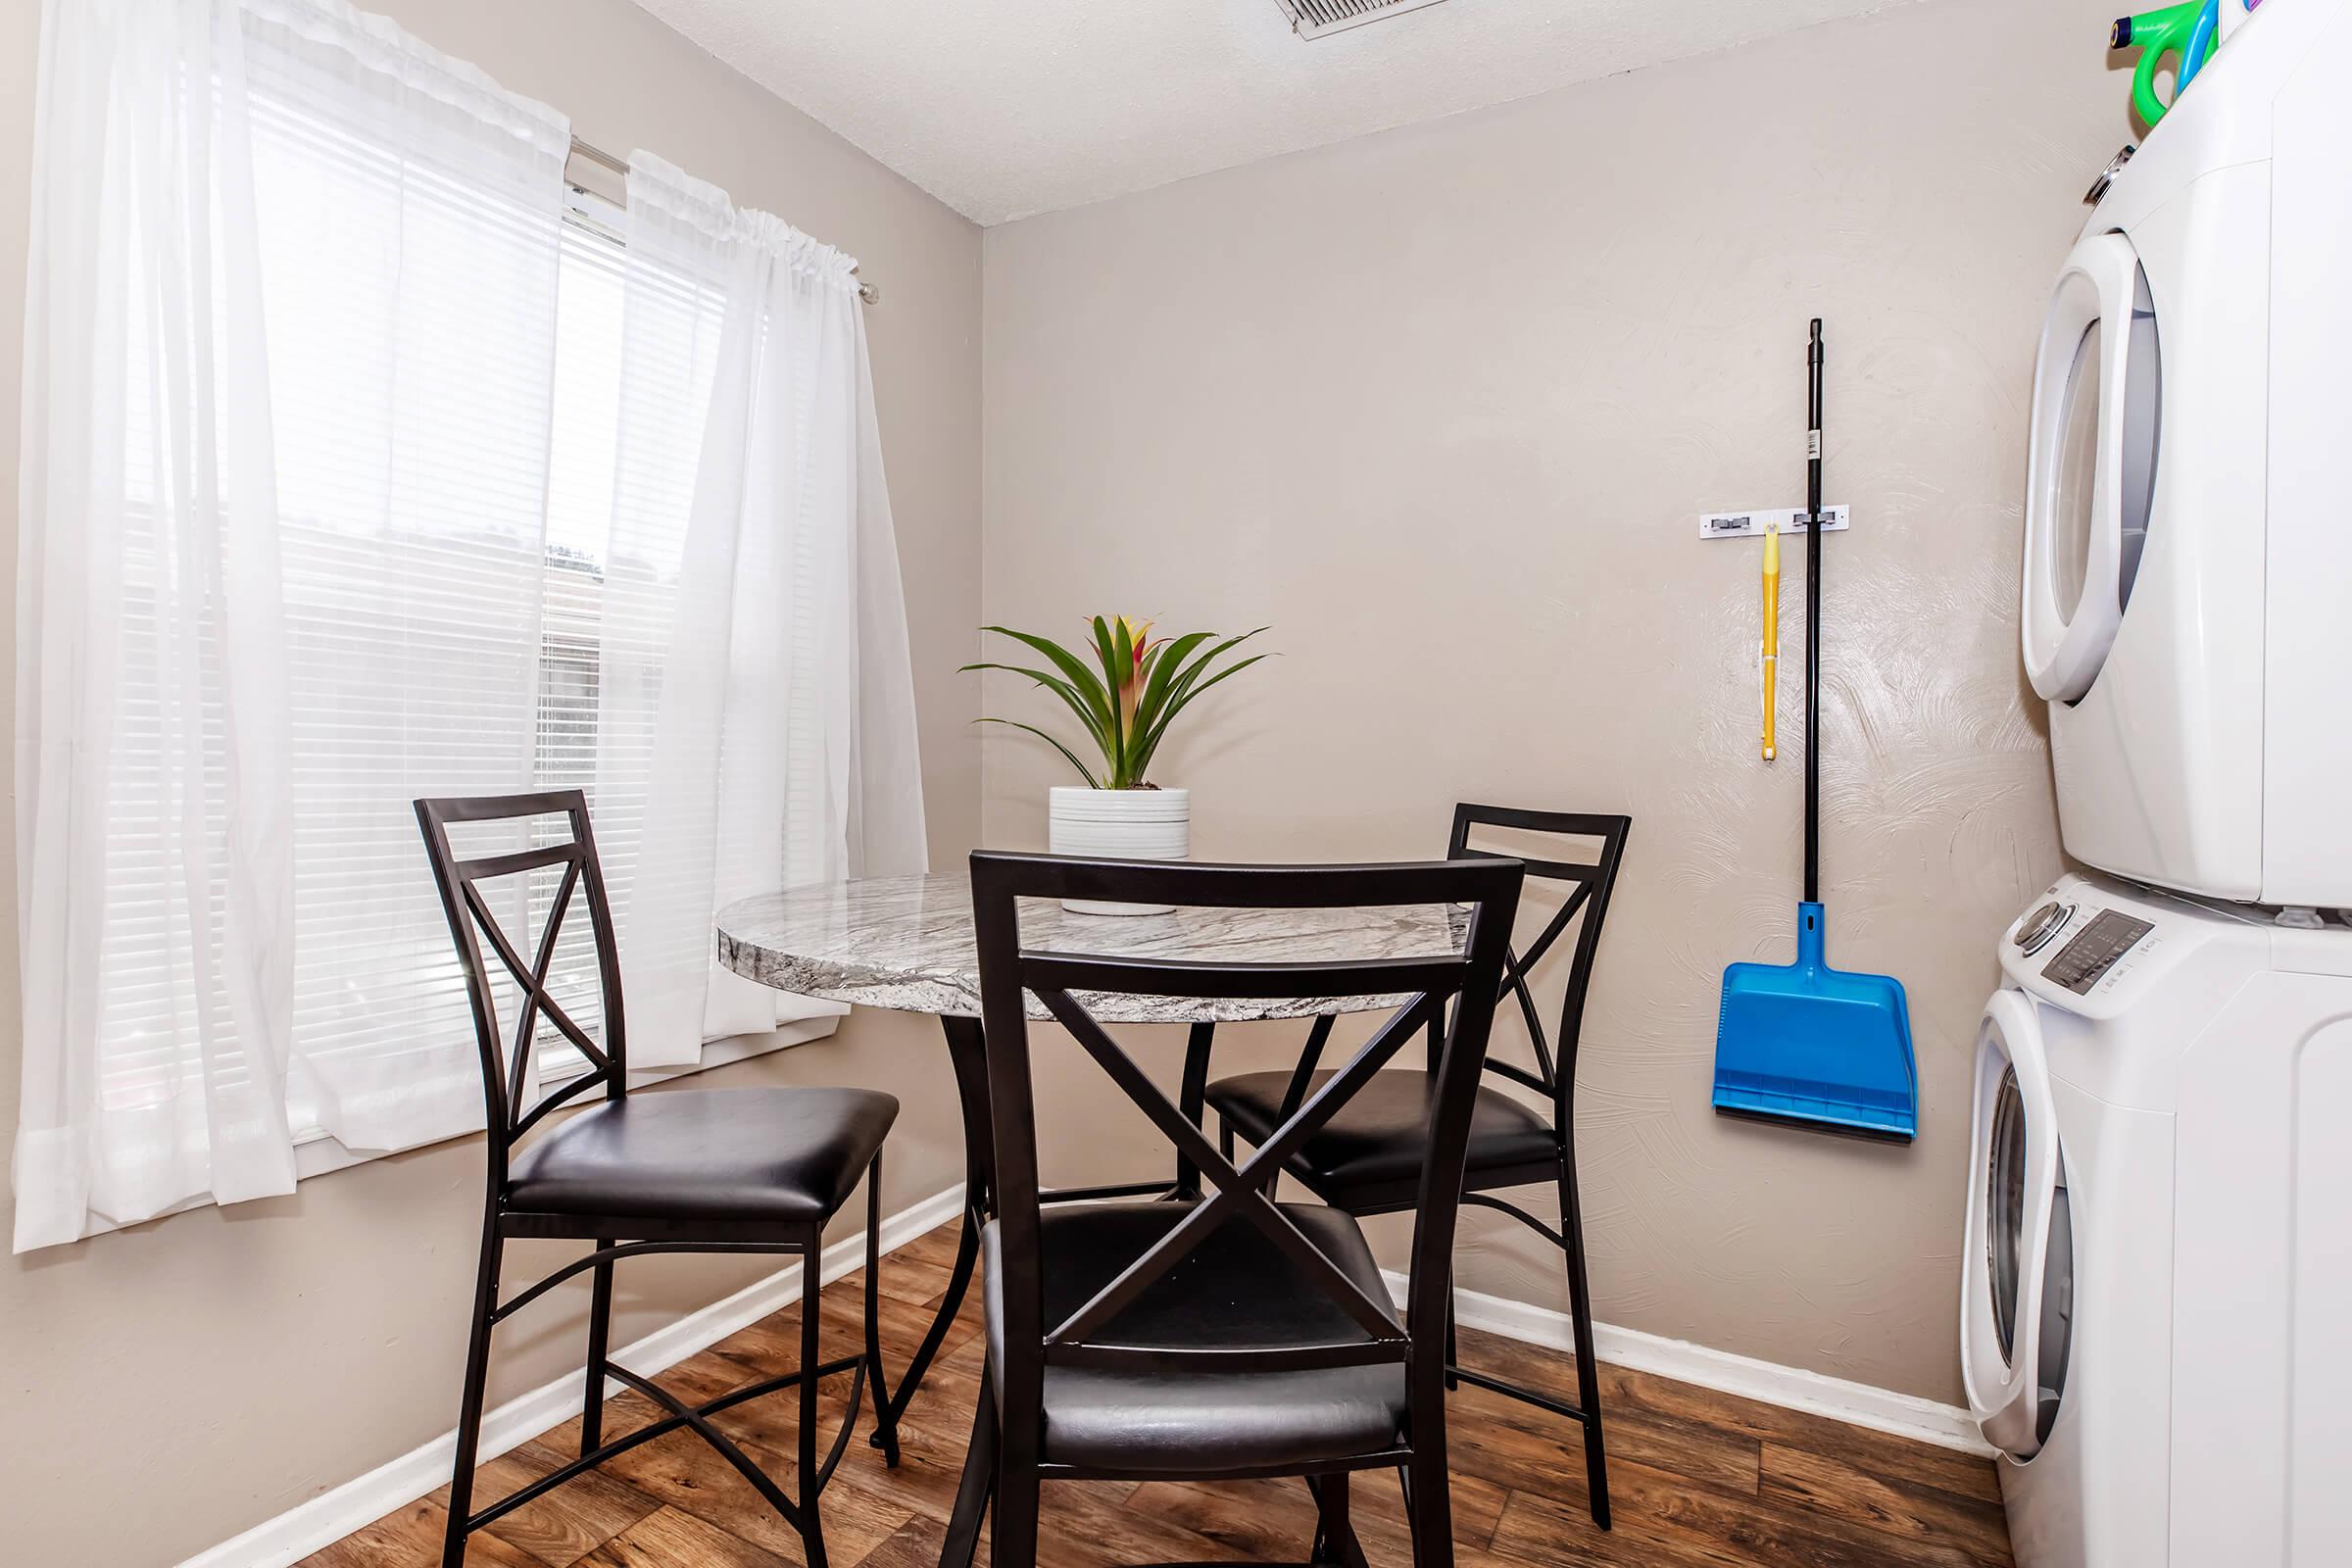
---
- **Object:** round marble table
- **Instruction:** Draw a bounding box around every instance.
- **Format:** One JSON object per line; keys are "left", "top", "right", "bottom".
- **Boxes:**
{"left": 715, "top": 871, "right": 1463, "bottom": 1022}
{"left": 712, "top": 872, "right": 1465, "bottom": 1451}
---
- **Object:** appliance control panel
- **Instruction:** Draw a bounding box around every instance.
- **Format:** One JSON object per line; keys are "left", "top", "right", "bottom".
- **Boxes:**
{"left": 2014, "top": 901, "right": 2074, "bottom": 956}
{"left": 2039, "top": 908, "right": 2157, "bottom": 995}
{"left": 2000, "top": 872, "right": 2215, "bottom": 1012}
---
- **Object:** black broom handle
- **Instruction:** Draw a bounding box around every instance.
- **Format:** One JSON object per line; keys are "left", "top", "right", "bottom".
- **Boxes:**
{"left": 1804, "top": 318, "right": 1824, "bottom": 906}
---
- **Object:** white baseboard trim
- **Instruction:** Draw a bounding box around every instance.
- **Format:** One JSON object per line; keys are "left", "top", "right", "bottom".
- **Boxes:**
{"left": 1385, "top": 1268, "right": 1992, "bottom": 1458}
{"left": 179, "top": 1183, "right": 968, "bottom": 1568}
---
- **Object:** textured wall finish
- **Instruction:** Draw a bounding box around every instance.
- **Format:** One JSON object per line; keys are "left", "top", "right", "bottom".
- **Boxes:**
{"left": 627, "top": 0, "right": 1924, "bottom": 223}
{"left": 982, "top": 0, "right": 2131, "bottom": 1402}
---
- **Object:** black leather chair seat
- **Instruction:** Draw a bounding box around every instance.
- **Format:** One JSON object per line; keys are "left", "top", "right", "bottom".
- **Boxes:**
{"left": 508, "top": 1086, "right": 898, "bottom": 1224}
{"left": 982, "top": 1202, "right": 1407, "bottom": 1474}
{"left": 1204, "top": 1069, "right": 1556, "bottom": 1198}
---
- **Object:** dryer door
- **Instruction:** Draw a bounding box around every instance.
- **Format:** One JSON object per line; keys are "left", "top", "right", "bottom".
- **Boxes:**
{"left": 2021, "top": 229, "right": 2162, "bottom": 703}
{"left": 1961, "top": 990, "right": 2071, "bottom": 1459}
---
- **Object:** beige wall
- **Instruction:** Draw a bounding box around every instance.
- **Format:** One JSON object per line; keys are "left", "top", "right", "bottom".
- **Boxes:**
{"left": 0, "top": 2, "right": 981, "bottom": 1562}
{"left": 982, "top": 0, "right": 2133, "bottom": 1403}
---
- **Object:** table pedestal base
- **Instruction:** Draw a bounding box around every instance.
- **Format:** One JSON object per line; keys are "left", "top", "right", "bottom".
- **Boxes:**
{"left": 870, "top": 1014, "right": 993, "bottom": 1451}
{"left": 872, "top": 1015, "right": 1217, "bottom": 1446}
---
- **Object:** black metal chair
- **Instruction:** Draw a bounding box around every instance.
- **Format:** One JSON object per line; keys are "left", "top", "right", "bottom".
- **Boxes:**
{"left": 1201, "top": 805, "right": 1631, "bottom": 1529}
{"left": 415, "top": 790, "right": 901, "bottom": 1568}
{"left": 948, "top": 850, "right": 1525, "bottom": 1568}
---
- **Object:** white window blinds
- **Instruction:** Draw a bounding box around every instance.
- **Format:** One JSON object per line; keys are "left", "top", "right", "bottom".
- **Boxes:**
{"left": 19, "top": 0, "right": 580, "bottom": 1249}
{"left": 17, "top": 0, "right": 925, "bottom": 1254}
{"left": 243, "top": 16, "right": 577, "bottom": 1151}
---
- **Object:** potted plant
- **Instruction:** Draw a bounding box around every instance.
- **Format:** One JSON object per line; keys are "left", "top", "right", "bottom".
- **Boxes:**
{"left": 966, "top": 615, "right": 1267, "bottom": 914}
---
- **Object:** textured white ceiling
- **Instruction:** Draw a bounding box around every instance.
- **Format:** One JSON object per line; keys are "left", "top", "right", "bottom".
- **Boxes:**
{"left": 628, "top": 0, "right": 1915, "bottom": 225}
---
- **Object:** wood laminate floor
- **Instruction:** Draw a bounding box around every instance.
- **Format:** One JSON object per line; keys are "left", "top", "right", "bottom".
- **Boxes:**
{"left": 302, "top": 1219, "right": 2013, "bottom": 1568}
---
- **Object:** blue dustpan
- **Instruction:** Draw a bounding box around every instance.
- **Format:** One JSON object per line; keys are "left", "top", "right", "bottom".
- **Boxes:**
{"left": 1714, "top": 902, "right": 1917, "bottom": 1141}
{"left": 1712, "top": 319, "right": 1917, "bottom": 1143}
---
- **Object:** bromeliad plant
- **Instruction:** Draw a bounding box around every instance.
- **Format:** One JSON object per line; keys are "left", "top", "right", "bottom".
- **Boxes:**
{"left": 965, "top": 615, "right": 1268, "bottom": 789}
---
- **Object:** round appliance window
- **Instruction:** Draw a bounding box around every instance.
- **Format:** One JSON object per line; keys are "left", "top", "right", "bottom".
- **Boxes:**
{"left": 2114, "top": 265, "right": 2161, "bottom": 617}
{"left": 2035, "top": 1174, "right": 2075, "bottom": 1446}
{"left": 1986, "top": 1065, "right": 2028, "bottom": 1359}
{"left": 2051, "top": 321, "right": 2103, "bottom": 624}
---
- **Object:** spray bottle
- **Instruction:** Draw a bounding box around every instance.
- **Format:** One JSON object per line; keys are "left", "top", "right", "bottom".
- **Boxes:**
{"left": 2113, "top": 0, "right": 2220, "bottom": 125}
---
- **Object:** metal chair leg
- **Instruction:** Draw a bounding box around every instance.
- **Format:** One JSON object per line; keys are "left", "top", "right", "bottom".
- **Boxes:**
{"left": 441, "top": 1227, "right": 504, "bottom": 1567}
{"left": 874, "top": 1014, "right": 991, "bottom": 1446}
{"left": 862, "top": 1153, "right": 901, "bottom": 1468}
{"left": 1559, "top": 1149, "right": 1610, "bottom": 1530}
{"left": 581, "top": 1236, "right": 614, "bottom": 1455}
{"left": 874, "top": 1193, "right": 978, "bottom": 1447}
{"left": 1308, "top": 1472, "right": 1367, "bottom": 1568}
{"left": 992, "top": 1451, "right": 1040, "bottom": 1568}
{"left": 1405, "top": 1417, "right": 1456, "bottom": 1568}
{"left": 1173, "top": 1020, "right": 1215, "bottom": 1199}
{"left": 941, "top": 1361, "right": 998, "bottom": 1568}
{"left": 1445, "top": 1273, "right": 1459, "bottom": 1393}
{"left": 1219, "top": 1117, "right": 1275, "bottom": 1199}
{"left": 799, "top": 1229, "right": 831, "bottom": 1568}
{"left": 992, "top": 1360, "right": 1042, "bottom": 1568}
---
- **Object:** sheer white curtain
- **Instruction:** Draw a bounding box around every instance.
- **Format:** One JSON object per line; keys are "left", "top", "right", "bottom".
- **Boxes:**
{"left": 15, "top": 3, "right": 925, "bottom": 1253}
{"left": 603, "top": 154, "right": 928, "bottom": 1067}
{"left": 17, "top": 0, "right": 299, "bottom": 1250}
{"left": 238, "top": 5, "right": 570, "bottom": 1156}
{"left": 14, "top": 0, "right": 569, "bottom": 1250}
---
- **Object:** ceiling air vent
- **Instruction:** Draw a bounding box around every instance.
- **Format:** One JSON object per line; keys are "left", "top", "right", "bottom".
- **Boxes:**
{"left": 1277, "top": 0, "right": 1450, "bottom": 40}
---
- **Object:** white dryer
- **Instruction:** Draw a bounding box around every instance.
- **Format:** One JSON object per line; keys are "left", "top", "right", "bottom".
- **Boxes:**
{"left": 2022, "top": 0, "right": 2352, "bottom": 907}
{"left": 1963, "top": 871, "right": 2352, "bottom": 1566}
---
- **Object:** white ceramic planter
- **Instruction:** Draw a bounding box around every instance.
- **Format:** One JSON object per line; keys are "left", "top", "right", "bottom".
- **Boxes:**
{"left": 1048, "top": 785, "right": 1190, "bottom": 915}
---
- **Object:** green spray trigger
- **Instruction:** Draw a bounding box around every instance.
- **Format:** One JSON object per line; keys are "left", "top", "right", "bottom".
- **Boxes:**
{"left": 2113, "top": 1, "right": 2216, "bottom": 127}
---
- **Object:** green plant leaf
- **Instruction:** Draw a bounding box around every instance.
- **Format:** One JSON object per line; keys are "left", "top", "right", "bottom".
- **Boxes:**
{"left": 1161, "top": 627, "right": 1267, "bottom": 712}
{"left": 974, "top": 620, "right": 1270, "bottom": 790}
{"left": 1133, "top": 652, "right": 1269, "bottom": 776}
{"left": 1110, "top": 616, "right": 1140, "bottom": 782}
{"left": 1134, "top": 638, "right": 1167, "bottom": 703}
{"left": 1127, "top": 641, "right": 1168, "bottom": 774}
{"left": 1132, "top": 630, "right": 1214, "bottom": 735}
{"left": 1165, "top": 650, "right": 1267, "bottom": 713}
{"left": 958, "top": 662, "right": 1110, "bottom": 751}
{"left": 976, "top": 717, "right": 1102, "bottom": 788}
{"left": 978, "top": 627, "right": 1113, "bottom": 734}
{"left": 1091, "top": 616, "right": 1127, "bottom": 784}
{"left": 1110, "top": 615, "right": 1135, "bottom": 683}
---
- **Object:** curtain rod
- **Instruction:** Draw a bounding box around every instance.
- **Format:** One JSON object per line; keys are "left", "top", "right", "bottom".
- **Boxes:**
{"left": 569, "top": 137, "right": 880, "bottom": 306}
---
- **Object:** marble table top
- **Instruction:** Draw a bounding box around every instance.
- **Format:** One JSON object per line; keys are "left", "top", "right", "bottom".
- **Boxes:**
{"left": 715, "top": 872, "right": 1468, "bottom": 1023}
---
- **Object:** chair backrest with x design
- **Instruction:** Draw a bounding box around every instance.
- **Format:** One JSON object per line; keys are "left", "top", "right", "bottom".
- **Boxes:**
{"left": 1445, "top": 804, "right": 1631, "bottom": 1128}
{"left": 416, "top": 790, "right": 628, "bottom": 1193}
{"left": 969, "top": 850, "right": 1523, "bottom": 1394}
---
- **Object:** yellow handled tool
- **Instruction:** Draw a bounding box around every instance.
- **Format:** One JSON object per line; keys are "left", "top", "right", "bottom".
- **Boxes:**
{"left": 1761, "top": 522, "right": 1781, "bottom": 760}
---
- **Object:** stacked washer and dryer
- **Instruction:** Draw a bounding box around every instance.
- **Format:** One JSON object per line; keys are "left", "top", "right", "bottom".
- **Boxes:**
{"left": 1967, "top": 1, "right": 2352, "bottom": 1563}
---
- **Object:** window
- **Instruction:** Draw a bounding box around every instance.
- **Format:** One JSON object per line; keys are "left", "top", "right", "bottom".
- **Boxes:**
{"left": 509, "top": 188, "right": 736, "bottom": 1088}
{"left": 19, "top": 0, "right": 920, "bottom": 1252}
{"left": 101, "top": 73, "right": 745, "bottom": 1157}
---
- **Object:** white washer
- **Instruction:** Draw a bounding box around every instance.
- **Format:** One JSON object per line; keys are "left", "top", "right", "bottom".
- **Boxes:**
{"left": 1963, "top": 871, "right": 2352, "bottom": 1566}
{"left": 2020, "top": 0, "right": 2352, "bottom": 907}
